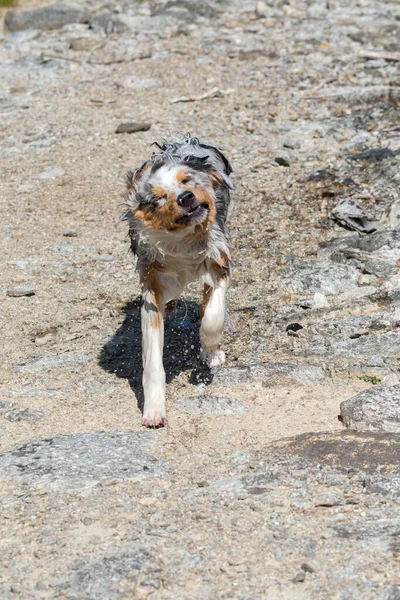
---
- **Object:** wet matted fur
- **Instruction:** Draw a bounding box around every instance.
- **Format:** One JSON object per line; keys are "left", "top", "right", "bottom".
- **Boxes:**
{"left": 123, "top": 135, "right": 233, "bottom": 427}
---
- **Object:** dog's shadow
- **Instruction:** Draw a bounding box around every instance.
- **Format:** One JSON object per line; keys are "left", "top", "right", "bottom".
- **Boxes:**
{"left": 98, "top": 297, "right": 213, "bottom": 413}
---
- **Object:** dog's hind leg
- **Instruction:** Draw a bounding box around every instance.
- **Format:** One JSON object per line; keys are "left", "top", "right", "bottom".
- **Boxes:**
{"left": 199, "top": 268, "right": 229, "bottom": 368}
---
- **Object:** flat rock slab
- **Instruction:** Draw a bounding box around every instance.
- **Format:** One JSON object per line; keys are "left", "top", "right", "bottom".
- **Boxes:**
{"left": 0, "top": 431, "right": 168, "bottom": 491}
{"left": 283, "top": 260, "right": 359, "bottom": 295}
{"left": 213, "top": 361, "right": 324, "bottom": 386}
{"left": 265, "top": 430, "right": 400, "bottom": 473}
{"left": 334, "top": 519, "right": 400, "bottom": 540}
{"left": 10, "top": 353, "right": 89, "bottom": 373}
{"left": 5, "top": 3, "right": 90, "bottom": 32}
{"left": 175, "top": 395, "right": 245, "bottom": 415}
{"left": 4, "top": 408, "right": 44, "bottom": 422}
{"left": 340, "top": 384, "right": 400, "bottom": 432}
{"left": 64, "top": 545, "right": 151, "bottom": 600}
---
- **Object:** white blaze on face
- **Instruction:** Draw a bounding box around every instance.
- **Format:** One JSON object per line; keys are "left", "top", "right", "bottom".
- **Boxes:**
{"left": 151, "top": 165, "right": 185, "bottom": 204}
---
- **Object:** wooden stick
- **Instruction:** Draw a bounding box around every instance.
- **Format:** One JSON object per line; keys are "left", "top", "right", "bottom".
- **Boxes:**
{"left": 40, "top": 51, "right": 151, "bottom": 65}
{"left": 358, "top": 50, "right": 400, "bottom": 62}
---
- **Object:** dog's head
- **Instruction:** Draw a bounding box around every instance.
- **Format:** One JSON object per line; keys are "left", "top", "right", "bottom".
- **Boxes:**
{"left": 126, "top": 136, "right": 233, "bottom": 234}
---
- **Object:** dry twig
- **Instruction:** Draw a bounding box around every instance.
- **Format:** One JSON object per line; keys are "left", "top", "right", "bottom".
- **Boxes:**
{"left": 40, "top": 51, "right": 151, "bottom": 65}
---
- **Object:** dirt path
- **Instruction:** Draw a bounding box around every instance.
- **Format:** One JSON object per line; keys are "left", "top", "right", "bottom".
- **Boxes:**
{"left": 1, "top": 0, "right": 400, "bottom": 598}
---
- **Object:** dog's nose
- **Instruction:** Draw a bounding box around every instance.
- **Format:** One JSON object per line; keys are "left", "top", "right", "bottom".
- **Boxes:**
{"left": 177, "top": 190, "right": 196, "bottom": 208}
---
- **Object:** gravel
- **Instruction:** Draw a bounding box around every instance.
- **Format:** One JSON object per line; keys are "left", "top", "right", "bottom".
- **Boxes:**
{"left": 1, "top": 0, "right": 400, "bottom": 596}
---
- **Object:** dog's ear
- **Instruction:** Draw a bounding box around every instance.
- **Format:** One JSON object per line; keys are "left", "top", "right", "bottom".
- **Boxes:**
{"left": 126, "top": 161, "right": 151, "bottom": 197}
{"left": 207, "top": 169, "right": 234, "bottom": 191}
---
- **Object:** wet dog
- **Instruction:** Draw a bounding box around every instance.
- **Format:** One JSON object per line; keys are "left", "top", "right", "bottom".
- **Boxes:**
{"left": 124, "top": 135, "right": 233, "bottom": 427}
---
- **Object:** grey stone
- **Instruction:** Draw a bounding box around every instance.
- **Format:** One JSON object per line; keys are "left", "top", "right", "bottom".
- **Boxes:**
{"left": 89, "top": 11, "right": 115, "bottom": 34}
{"left": 213, "top": 361, "right": 324, "bottom": 386}
{"left": 283, "top": 261, "right": 359, "bottom": 295}
{"left": 340, "top": 384, "right": 400, "bottom": 432}
{"left": 0, "top": 432, "right": 168, "bottom": 491}
{"left": 265, "top": 430, "right": 400, "bottom": 473}
{"left": 4, "top": 408, "right": 44, "bottom": 422}
{"left": 329, "top": 198, "right": 377, "bottom": 234}
{"left": 209, "top": 470, "right": 277, "bottom": 494}
{"left": 10, "top": 353, "right": 89, "bottom": 373}
{"left": 0, "top": 401, "right": 14, "bottom": 414}
{"left": 150, "top": 0, "right": 220, "bottom": 20}
{"left": 120, "top": 76, "right": 161, "bottom": 90}
{"left": 313, "top": 491, "right": 342, "bottom": 507}
{"left": 6, "top": 287, "right": 36, "bottom": 297}
{"left": 65, "top": 545, "right": 151, "bottom": 599}
{"left": 62, "top": 229, "right": 78, "bottom": 237}
{"left": 387, "top": 586, "right": 400, "bottom": 600}
{"left": 274, "top": 150, "right": 292, "bottom": 167}
{"left": 175, "top": 394, "right": 245, "bottom": 415}
{"left": 328, "top": 332, "right": 399, "bottom": 358}
{"left": 255, "top": 1, "right": 268, "bottom": 18}
{"left": 319, "top": 230, "right": 400, "bottom": 278}
{"left": 93, "top": 253, "right": 113, "bottom": 261}
{"left": 115, "top": 122, "right": 152, "bottom": 134}
{"left": 334, "top": 519, "right": 400, "bottom": 539}
{"left": 348, "top": 148, "right": 396, "bottom": 163}
{"left": 4, "top": 3, "right": 90, "bottom": 32}
{"left": 36, "top": 168, "right": 65, "bottom": 180}
{"left": 4, "top": 29, "right": 41, "bottom": 42}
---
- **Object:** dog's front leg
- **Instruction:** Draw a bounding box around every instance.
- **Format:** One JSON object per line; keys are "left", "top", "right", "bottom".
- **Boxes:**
{"left": 200, "top": 269, "right": 229, "bottom": 368}
{"left": 141, "top": 283, "right": 167, "bottom": 427}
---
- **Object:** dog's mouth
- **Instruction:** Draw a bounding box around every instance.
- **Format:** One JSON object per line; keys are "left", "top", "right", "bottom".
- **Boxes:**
{"left": 176, "top": 202, "right": 209, "bottom": 224}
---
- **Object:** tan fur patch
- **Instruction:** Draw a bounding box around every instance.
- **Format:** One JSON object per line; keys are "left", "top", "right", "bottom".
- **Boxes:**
{"left": 200, "top": 284, "right": 212, "bottom": 319}
{"left": 176, "top": 168, "right": 188, "bottom": 183}
{"left": 211, "top": 253, "right": 231, "bottom": 281}
{"left": 152, "top": 185, "right": 166, "bottom": 199}
{"left": 141, "top": 263, "right": 166, "bottom": 328}
{"left": 134, "top": 193, "right": 185, "bottom": 231}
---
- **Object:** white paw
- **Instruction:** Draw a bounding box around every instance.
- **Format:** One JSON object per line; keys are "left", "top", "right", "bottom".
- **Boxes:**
{"left": 200, "top": 348, "right": 226, "bottom": 368}
{"left": 142, "top": 404, "right": 167, "bottom": 428}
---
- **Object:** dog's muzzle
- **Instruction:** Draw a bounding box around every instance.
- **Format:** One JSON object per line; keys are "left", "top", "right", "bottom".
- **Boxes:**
{"left": 176, "top": 191, "right": 209, "bottom": 223}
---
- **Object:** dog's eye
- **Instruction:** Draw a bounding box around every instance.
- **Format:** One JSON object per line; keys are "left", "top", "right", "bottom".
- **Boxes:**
{"left": 181, "top": 177, "right": 192, "bottom": 185}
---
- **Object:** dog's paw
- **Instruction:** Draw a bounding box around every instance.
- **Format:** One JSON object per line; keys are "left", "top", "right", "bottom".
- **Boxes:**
{"left": 142, "top": 404, "right": 168, "bottom": 428}
{"left": 142, "top": 416, "right": 168, "bottom": 428}
{"left": 200, "top": 347, "right": 226, "bottom": 368}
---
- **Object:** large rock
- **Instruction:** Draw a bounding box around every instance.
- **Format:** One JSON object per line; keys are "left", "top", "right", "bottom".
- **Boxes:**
{"left": 213, "top": 361, "right": 325, "bottom": 386}
{"left": 4, "top": 3, "right": 90, "bottom": 32}
{"left": 340, "top": 384, "right": 400, "bottom": 432}
{"left": 283, "top": 260, "right": 359, "bottom": 295}
{"left": 0, "top": 432, "right": 168, "bottom": 491}
{"left": 65, "top": 546, "right": 151, "bottom": 600}
{"left": 264, "top": 430, "right": 400, "bottom": 473}
{"left": 319, "top": 230, "right": 400, "bottom": 278}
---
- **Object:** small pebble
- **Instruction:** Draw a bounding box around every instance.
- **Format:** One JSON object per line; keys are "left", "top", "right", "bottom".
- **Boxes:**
{"left": 0, "top": 401, "right": 15, "bottom": 413}
{"left": 5, "top": 408, "right": 44, "bottom": 422}
{"left": 36, "top": 168, "right": 65, "bottom": 180}
{"left": 381, "top": 372, "right": 400, "bottom": 387}
{"left": 7, "top": 287, "right": 36, "bottom": 297}
{"left": 255, "top": 1, "right": 268, "bottom": 18}
{"left": 115, "top": 122, "right": 151, "bottom": 134}
{"left": 62, "top": 229, "right": 78, "bottom": 237}
{"left": 292, "top": 572, "right": 306, "bottom": 583}
{"left": 94, "top": 253, "right": 113, "bottom": 261}
{"left": 35, "top": 333, "right": 55, "bottom": 347}
{"left": 286, "top": 323, "right": 303, "bottom": 333}
{"left": 274, "top": 151, "right": 292, "bottom": 167}
{"left": 313, "top": 292, "right": 329, "bottom": 308}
